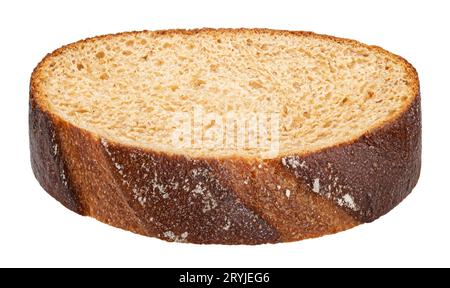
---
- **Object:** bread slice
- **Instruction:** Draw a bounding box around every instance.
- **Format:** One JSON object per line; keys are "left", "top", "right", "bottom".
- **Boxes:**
{"left": 30, "top": 29, "right": 421, "bottom": 244}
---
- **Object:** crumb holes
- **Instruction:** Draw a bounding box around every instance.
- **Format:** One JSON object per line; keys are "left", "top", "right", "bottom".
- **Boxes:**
{"left": 366, "top": 91, "right": 374, "bottom": 100}
{"left": 322, "top": 121, "right": 332, "bottom": 128}
{"left": 140, "top": 39, "right": 147, "bottom": 45}
{"left": 126, "top": 40, "right": 134, "bottom": 46}
{"left": 292, "top": 82, "right": 302, "bottom": 90}
{"left": 155, "top": 59, "right": 164, "bottom": 66}
{"left": 260, "top": 44, "right": 268, "bottom": 50}
{"left": 169, "top": 85, "right": 179, "bottom": 92}
{"left": 76, "top": 63, "right": 84, "bottom": 71}
{"left": 388, "top": 109, "right": 397, "bottom": 116}
{"left": 75, "top": 107, "right": 89, "bottom": 113}
{"left": 122, "top": 50, "right": 132, "bottom": 56}
{"left": 340, "top": 97, "right": 349, "bottom": 105}
{"left": 385, "top": 65, "right": 391, "bottom": 70}
{"left": 100, "top": 73, "right": 109, "bottom": 80}
{"left": 162, "top": 42, "right": 172, "bottom": 48}
{"left": 205, "top": 119, "right": 216, "bottom": 129}
{"left": 96, "top": 51, "right": 105, "bottom": 59}
{"left": 347, "top": 61, "right": 357, "bottom": 69}
{"left": 303, "top": 111, "right": 310, "bottom": 118}
{"left": 216, "top": 38, "right": 222, "bottom": 44}
{"left": 246, "top": 38, "right": 253, "bottom": 46}
{"left": 210, "top": 64, "right": 219, "bottom": 72}
{"left": 144, "top": 106, "right": 154, "bottom": 113}
{"left": 249, "top": 80, "right": 263, "bottom": 89}
{"left": 191, "top": 78, "right": 206, "bottom": 88}
{"left": 141, "top": 54, "right": 149, "bottom": 61}
{"left": 187, "top": 43, "right": 195, "bottom": 50}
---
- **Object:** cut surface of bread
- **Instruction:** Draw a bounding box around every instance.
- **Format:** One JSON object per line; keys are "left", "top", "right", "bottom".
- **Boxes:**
{"left": 33, "top": 29, "right": 417, "bottom": 158}
{"left": 30, "top": 29, "right": 421, "bottom": 244}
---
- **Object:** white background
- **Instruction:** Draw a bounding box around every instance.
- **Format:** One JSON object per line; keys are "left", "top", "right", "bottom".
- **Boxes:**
{"left": 0, "top": 0, "right": 448, "bottom": 268}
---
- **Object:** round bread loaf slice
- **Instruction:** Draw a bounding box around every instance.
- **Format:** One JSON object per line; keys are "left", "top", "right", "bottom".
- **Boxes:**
{"left": 30, "top": 29, "right": 421, "bottom": 244}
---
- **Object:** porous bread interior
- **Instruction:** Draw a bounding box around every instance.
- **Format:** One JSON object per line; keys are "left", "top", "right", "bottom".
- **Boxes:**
{"left": 34, "top": 29, "right": 416, "bottom": 158}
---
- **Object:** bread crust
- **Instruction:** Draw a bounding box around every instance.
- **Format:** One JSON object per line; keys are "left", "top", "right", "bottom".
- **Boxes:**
{"left": 29, "top": 29, "right": 421, "bottom": 244}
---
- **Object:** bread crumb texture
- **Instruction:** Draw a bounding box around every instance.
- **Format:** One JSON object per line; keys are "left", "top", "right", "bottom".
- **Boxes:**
{"left": 33, "top": 29, "right": 417, "bottom": 158}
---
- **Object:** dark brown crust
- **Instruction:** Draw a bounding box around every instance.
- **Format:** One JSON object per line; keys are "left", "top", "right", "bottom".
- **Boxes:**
{"left": 29, "top": 96, "right": 81, "bottom": 213}
{"left": 29, "top": 28, "right": 421, "bottom": 244}
{"left": 281, "top": 94, "right": 421, "bottom": 222}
